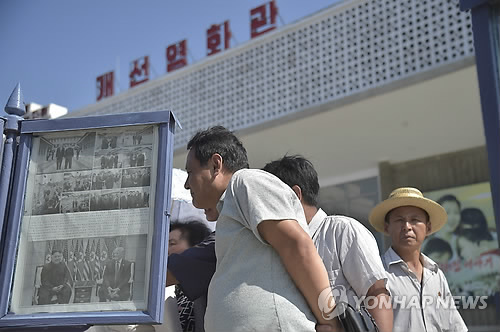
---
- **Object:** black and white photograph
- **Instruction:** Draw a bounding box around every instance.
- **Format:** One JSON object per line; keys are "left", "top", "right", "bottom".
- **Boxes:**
{"left": 121, "top": 126, "right": 154, "bottom": 147}
{"left": 123, "top": 146, "right": 152, "bottom": 168}
{"left": 97, "top": 133, "right": 120, "bottom": 151}
{"left": 91, "top": 169, "right": 122, "bottom": 190}
{"left": 95, "top": 150, "right": 121, "bottom": 169}
{"left": 31, "top": 173, "right": 64, "bottom": 215}
{"left": 12, "top": 235, "right": 147, "bottom": 310}
{"left": 35, "top": 132, "right": 96, "bottom": 174}
{"left": 90, "top": 190, "right": 121, "bottom": 211}
{"left": 120, "top": 188, "right": 150, "bottom": 210}
{"left": 62, "top": 171, "right": 92, "bottom": 192}
{"left": 60, "top": 192, "right": 91, "bottom": 213}
{"left": 8, "top": 123, "right": 160, "bottom": 317}
{"left": 121, "top": 167, "right": 151, "bottom": 188}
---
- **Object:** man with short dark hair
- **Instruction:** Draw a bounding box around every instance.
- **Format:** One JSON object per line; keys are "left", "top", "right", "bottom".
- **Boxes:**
{"left": 369, "top": 187, "right": 467, "bottom": 331}
{"left": 38, "top": 250, "right": 72, "bottom": 305}
{"left": 183, "top": 126, "right": 339, "bottom": 332}
{"left": 263, "top": 155, "right": 393, "bottom": 332}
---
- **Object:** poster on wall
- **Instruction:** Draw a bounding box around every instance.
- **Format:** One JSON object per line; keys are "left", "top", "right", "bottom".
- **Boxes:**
{"left": 423, "top": 182, "right": 500, "bottom": 297}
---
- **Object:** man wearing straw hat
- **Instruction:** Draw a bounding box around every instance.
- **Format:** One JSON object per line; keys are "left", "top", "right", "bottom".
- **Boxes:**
{"left": 369, "top": 187, "right": 467, "bottom": 331}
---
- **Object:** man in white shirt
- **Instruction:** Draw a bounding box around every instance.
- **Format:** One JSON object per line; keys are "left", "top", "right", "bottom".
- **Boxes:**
{"left": 369, "top": 187, "right": 468, "bottom": 332}
{"left": 183, "top": 126, "right": 340, "bottom": 332}
{"left": 263, "top": 155, "right": 393, "bottom": 332}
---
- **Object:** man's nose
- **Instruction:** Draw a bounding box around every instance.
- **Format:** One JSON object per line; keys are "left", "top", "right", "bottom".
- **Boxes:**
{"left": 402, "top": 220, "right": 412, "bottom": 230}
{"left": 184, "top": 178, "right": 190, "bottom": 190}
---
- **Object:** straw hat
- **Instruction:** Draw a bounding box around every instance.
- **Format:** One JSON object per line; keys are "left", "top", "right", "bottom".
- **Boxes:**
{"left": 369, "top": 187, "right": 447, "bottom": 235}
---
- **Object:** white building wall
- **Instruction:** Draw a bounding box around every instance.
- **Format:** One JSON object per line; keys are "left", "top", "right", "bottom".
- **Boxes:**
{"left": 67, "top": 0, "right": 474, "bottom": 151}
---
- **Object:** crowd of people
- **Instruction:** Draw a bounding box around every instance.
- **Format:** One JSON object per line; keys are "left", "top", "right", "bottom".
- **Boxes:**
{"left": 32, "top": 180, "right": 62, "bottom": 215}
{"left": 120, "top": 190, "right": 149, "bottom": 209}
{"left": 92, "top": 171, "right": 121, "bottom": 190}
{"left": 100, "top": 153, "right": 120, "bottom": 169}
{"left": 164, "top": 126, "right": 469, "bottom": 332}
{"left": 48, "top": 125, "right": 476, "bottom": 332}
{"left": 122, "top": 168, "right": 150, "bottom": 188}
{"left": 63, "top": 171, "right": 92, "bottom": 192}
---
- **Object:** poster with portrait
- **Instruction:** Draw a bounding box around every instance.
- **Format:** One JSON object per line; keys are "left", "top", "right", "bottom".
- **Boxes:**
{"left": 9, "top": 124, "right": 157, "bottom": 315}
{"left": 423, "top": 182, "right": 500, "bottom": 297}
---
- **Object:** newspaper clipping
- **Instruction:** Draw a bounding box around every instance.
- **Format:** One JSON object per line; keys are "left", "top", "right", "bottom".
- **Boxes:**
{"left": 10, "top": 125, "right": 157, "bottom": 315}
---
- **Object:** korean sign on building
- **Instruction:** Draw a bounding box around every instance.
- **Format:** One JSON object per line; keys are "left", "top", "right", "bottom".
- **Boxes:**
{"left": 166, "top": 40, "right": 188, "bottom": 73}
{"left": 95, "top": 1, "right": 280, "bottom": 97}
{"left": 96, "top": 71, "right": 114, "bottom": 101}
{"left": 207, "top": 21, "right": 231, "bottom": 56}
{"left": 250, "top": 0, "right": 278, "bottom": 39}
{"left": 129, "top": 56, "right": 150, "bottom": 88}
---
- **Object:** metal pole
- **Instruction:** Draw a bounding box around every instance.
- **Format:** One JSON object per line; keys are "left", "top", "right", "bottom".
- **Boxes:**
{"left": 0, "top": 83, "right": 24, "bottom": 246}
{"left": 459, "top": 1, "right": 500, "bottom": 245}
{"left": 0, "top": 118, "right": 5, "bottom": 174}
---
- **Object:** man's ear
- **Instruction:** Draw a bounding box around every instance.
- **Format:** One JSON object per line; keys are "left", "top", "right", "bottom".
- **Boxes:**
{"left": 426, "top": 221, "right": 432, "bottom": 235}
{"left": 210, "top": 153, "right": 223, "bottom": 175}
{"left": 384, "top": 221, "right": 389, "bottom": 234}
{"left": 291, "top": 185, "right": 303, "bottom": 201}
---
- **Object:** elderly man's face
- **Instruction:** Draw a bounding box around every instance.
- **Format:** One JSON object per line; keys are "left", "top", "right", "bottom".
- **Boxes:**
{"left": 112, "top": 248, "right": 124, "bottom": 260}
{"left": 385, "top": 206, "right": 431, "bottom": 251}
{"left": 184, "top": 149, "right": 219, "bottom": 216}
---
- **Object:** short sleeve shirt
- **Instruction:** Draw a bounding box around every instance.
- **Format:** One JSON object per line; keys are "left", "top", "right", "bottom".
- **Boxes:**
{"left": 204, "top": 169, "right": 316, "bottom": 332}
{"left": 383, "top": 248, "right": 468, "bottom": 332}
{"left": 309, "top": 209, "right": 387, "bottom": 308}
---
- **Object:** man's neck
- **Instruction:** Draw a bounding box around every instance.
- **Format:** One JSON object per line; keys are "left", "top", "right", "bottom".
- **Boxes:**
{"left": 392, "top": 246, "right": 422, "bottom": 269}
{"left": 304, "top": 205, "right": 319, "bottom": 224}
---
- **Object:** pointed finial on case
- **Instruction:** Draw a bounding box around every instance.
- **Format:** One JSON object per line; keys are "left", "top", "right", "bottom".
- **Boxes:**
{"left": 5, "top": 83, "right": 25, "bottom": 116}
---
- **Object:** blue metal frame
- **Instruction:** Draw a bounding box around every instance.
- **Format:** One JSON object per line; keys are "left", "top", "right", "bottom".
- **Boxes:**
{"left": 0, "top": 117, "right": 5, "bottom": 244}
{"left": 0, "top": 117, "right": 5, "bottom": 171}
{"left": 0, "top": 110, "right": 176, "bottom": 327}
{"left": 0, "top": 113, "right": 23, "bottom": 287}
{"left": 459, "top": 0, "right": 500, "bottom": 244}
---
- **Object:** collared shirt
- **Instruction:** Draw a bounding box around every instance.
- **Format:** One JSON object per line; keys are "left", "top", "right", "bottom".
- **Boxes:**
{"left": 204, "top": 169, "right": 316, "bottom": 332}
{"left": 383, "top": 247, "right": 468, "bottom": 332}
{"left": 310, "top": 209, "right": 387, "bottom": 308}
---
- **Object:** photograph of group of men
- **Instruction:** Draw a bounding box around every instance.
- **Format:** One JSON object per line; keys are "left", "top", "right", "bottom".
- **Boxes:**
{"left": 36, "top": 132, "right": 96, "bottom": 174}
{"left": 94, "top": 147, "right": 151, "bottom": 170}
{"left": 93, "top": 127, "right": 153, "bottom": 171}
{"left": 29, "top": 127, "right": 154, "bottom": 216}
{"left": 34, "top": 236, "right": 137, "bottom": 305}
{"left": 89, "top": 188, "right": 150, "bottom": 211}
{"left": 30, "top": 166, "right": 152, "bottom": 215}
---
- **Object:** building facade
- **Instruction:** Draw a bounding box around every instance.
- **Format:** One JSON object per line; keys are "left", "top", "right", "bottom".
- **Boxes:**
{"left": 67, "top": 0, "right": 498, "bottom": 329}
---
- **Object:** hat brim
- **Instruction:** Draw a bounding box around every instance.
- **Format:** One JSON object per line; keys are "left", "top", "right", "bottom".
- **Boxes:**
{"left": 369, "top": 196, "right": 447, "bottom": 235}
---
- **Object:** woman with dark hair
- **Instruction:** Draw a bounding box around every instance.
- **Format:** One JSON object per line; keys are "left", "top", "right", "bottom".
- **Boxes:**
{"left": 168, "top": 221, "right": 211, "bottom": 332}
{"left": 455, "top": 208, "right": 497, "bottom": 261}
{"left": 437, "top": 195, "right": 462, "bottom": 240}
{"left": 424, "top": 194, "right": 462, "bottom": 262}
